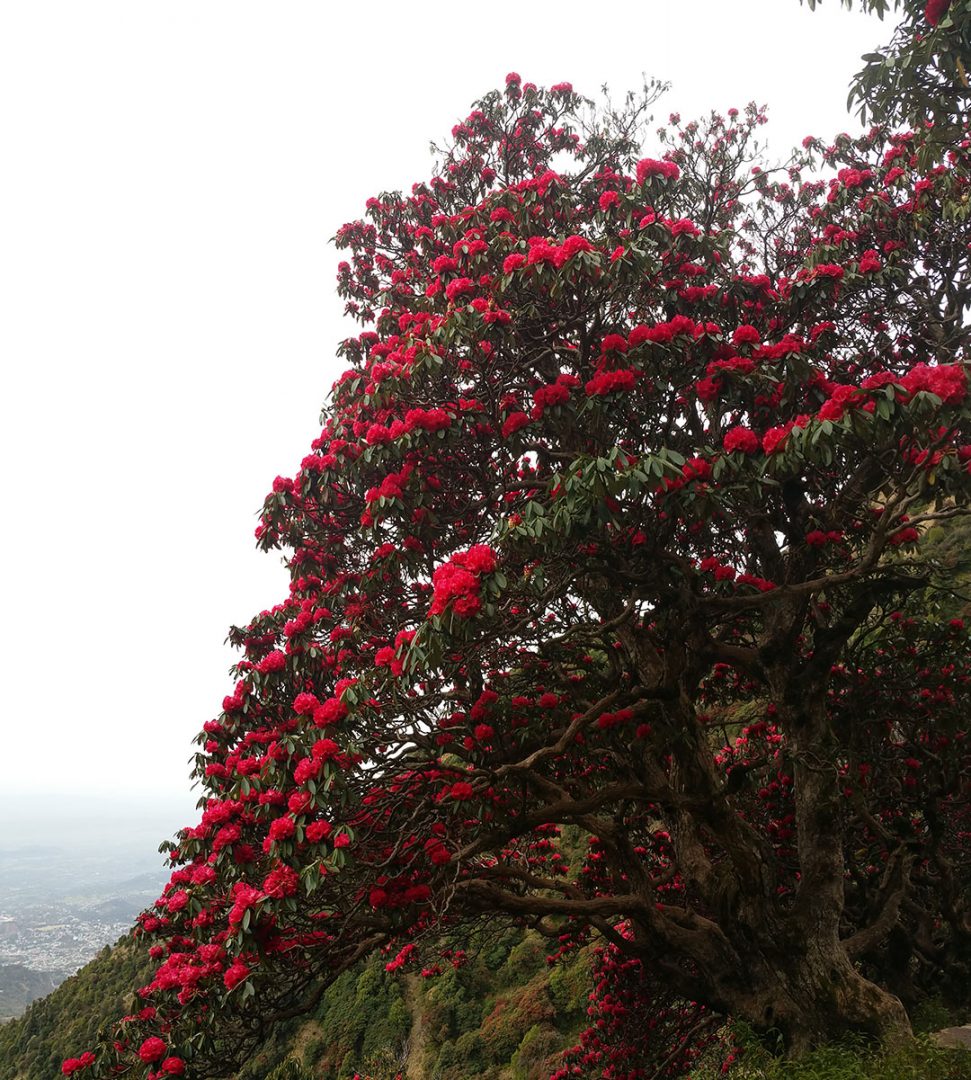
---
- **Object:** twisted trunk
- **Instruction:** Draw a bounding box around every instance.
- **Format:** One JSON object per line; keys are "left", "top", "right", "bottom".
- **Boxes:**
{"left": 652, "top": 668, "right": 912, "bottom": 1053}
{"left": 712, "top": 937, "right": 910, "bottom": 1053}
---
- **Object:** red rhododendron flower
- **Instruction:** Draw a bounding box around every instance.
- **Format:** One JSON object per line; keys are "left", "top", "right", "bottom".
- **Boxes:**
{"left": 165, "top": 889, "right": 188, "bottom": 913}
{"left": 406, "top": 407, "right": 452, "bottom": 433}
{"left": 263, "top": 864, "right": 299, "bottom": 898}
{"left": 731, "top": 324, "right": 760, "bottom": 347}
{"left": 585, "top": 369, "right": 636, "bottom": 396}
{"left": 636, "top": 158, "right": 680, "bottom": 184}
{"left": 293, "top": 692, "right": 319, "bottom": 715}
{"left": 312, "top": 737, "right": 341, "bottom": 761}
{"left": 900, "top": 362, "right": 967, "bottom": 404}
{"left": 925, "top": 0, "right": 951, "bottom": 25}
{"left": 501, "top": 411, "right": 530, "bottom": 437}
{"left": 818, "top": 384, "right": 861, "bottom": 422}
{"left": 459, "top": 545, "right": 497, "bottom": 575}
{"left": 762, "top": 425, "right": 791, "bottom": 455}
{"left": 256, "top": 650, "right": 286, "bottom": 674}
{"left": 444, "top": 277, "right": 474, "bottom": 302}
{"left": 305, "top": 819, "right": 333, "bottom": 842}
{"left": 223, "top": 960, "right": 251, "bottom": 990}
{"left": 313, "top": 697, "right": 348, "bottom": 726}
{"left": 138, "top": 1037, "right": 167, "bottom": 1064}
{"left": 857, "top": 249, "right": 881, "bottom": 274}
{"left": 293, "top": 757, "right": 320, "bottom": 784}
{"left": 451, "top": 593, "right": 481, "bottom": 617}
{"left": 227, "top": 882, "right": 263, "bottom": 925}
{"left": 428, "top": 545, "right": 497, "bottom": 617}
{"left": 601, "top": 333, "right": 629, "bottom": 354}
{"left": 682, "top": 457, "right": 712, "bottom": 481}
{"left": 723, "top": 426, "right": 760, "bottom": 454}
{"left": 560, "top": 234, "right": 594, "bottom": 258}
{"left": 428, "top": 563, "right": 478, "bottom": 616}
{"left": 267, "top": 816, "right": 295, "bottom": 842}
{"left": 61, "top": 1054, "right": 96, "bottom": 1076}
{"left": 532, "top": 380, "right": 572, "bottom": 415}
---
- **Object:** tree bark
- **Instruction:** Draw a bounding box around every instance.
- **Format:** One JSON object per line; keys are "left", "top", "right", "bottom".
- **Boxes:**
{"left": 734, "top": 945, "right": 911, "bottom": 1054}
{"left": 643, "top": 921, "right": 913, "bottom": 1054}
{"left": 681, "top": 676, "right": 912, "bottom": 1053}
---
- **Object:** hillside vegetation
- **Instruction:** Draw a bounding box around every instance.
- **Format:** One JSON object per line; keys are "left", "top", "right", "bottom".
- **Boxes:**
{"left": 0, "top": 941, "right": 152, "bottom": 1080}
{"left": 0, "top": 924, "right": 589, "bottom": 1080}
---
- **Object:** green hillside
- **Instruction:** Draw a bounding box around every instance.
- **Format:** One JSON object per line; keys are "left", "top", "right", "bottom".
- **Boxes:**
{"left": 0, "top": 967, "right": 61, "bottom": 1023}
{"left": 237, "top": 925, "right": 590, "bottom": 1080}
{"left": 0, "top": 940, "right": 153, "bottom": 1080}
{"left": 0, "top": 924, "right": 589, "bottom": 1080}
{"left": 4, "top": 930, "right": 970, "bottom": 1080}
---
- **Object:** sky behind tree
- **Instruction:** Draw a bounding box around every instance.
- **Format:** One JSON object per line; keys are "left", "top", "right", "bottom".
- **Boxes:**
{"left": 0, "top": 1, "right": 894, "bottom": 829}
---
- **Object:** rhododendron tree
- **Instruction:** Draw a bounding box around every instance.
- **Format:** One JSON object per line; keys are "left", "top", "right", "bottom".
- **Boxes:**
{"left": 803, "top": 0, "right": 971, "bottom": 151}
{"left": 75, "top": 78, "right": 971, "bottom": 1077}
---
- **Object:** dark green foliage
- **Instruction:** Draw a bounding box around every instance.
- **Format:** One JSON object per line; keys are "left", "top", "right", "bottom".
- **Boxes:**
{"left": 802, "top": 0, "right": 971, "bottom": 154}
{"left": 410, "top": 925, "right": 588, "bottom": 1080}
{"left": 307, "top": 958, "right": 409, "bottom": 1078}
{"left": 265, "top": 1062, "right": 315, "bottom": 1080}
{"left": 232, "top": 953, "right": 410, "bottom": 1080}
{"left": 227, "top": 923, "right": 589, "bottom": 1080}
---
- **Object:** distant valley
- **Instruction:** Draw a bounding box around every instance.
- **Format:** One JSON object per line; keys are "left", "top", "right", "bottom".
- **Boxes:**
{"left": 0, "top": 792, "right": 192, "bottom": 1020}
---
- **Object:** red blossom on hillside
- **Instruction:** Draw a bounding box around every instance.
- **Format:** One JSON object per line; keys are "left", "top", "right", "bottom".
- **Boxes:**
{"left": 428, "top": 545, "right": 498, "bottom": 618}
{"left": 137, "top": 1038, "right": 167, "bottom": 1064}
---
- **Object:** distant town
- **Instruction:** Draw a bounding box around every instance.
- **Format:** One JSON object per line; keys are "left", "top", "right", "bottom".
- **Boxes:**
{"left": 0, "top": 794, "right": 189, "bottom": 1020}
{"left": 0, "top": 907, "right": 134, "bottom": 982}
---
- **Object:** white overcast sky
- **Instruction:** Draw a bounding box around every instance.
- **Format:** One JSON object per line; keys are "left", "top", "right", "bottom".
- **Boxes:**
{"left": 0, "top": 2, "right": 895, "bottom": 829}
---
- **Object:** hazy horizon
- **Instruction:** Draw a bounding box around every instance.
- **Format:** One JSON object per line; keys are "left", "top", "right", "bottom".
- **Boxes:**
{"left": 0, "top": 790, "right": 199, "bottom": 854}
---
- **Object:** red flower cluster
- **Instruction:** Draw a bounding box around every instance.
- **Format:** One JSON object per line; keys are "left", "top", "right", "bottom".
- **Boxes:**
{"left": 585, "top": 368, "right": 636, "bottom": 396}
{"left": 899, "top": 362, "right": 967, "bottom": 404}
{"left": 428, "top": 545, "right": 497, "bottom": 618}
{"left": 61, "top": 1052, "right": 96, "bottom": 1075}
{"left": 636, "top": 157, "right": 680, "bottom": 184}
{"left": 723, "top": 425, "right": 760, "bottom": 454}
{"left": 138, "top": 1037, "right": 167, "bottom": 1064}
{"left": 925, "top": 0, "right": 951, "bottom": 26}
